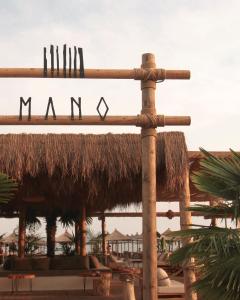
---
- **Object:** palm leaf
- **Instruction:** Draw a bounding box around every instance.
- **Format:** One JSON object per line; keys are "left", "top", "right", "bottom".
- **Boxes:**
{"left": 0, "top": 173, "right": 17, "bottom": 204}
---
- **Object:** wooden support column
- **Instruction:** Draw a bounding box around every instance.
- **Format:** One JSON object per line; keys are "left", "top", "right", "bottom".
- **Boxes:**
{"left": 101, "top": 216, "right": 106, "bottom": 256}
{"left": 46, "top": 215, "right": 57, "bottom": 257}
{"left": 179, "top": 167, "right": 197, "bottom": 300}
{"left": 141, "top": 53, "right": 157, "bottom": 300}
{"left": 75, "top": 221, "right": 81, "bottom": 255}
{"left": 209, "top": 199, "right": 217, "bottom": 227}
{"left": 80, "top": 206, "right": 87, "bottom": 256}
{"left": 18, "top": 208, "right": 26, "bottom": 258}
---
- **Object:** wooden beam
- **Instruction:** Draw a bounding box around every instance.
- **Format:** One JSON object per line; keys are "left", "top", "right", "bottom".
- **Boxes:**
{"left": 141, "top": 53, "right": 157, "bottom": 300}
{"left": 92, "top": 211, "right": 202, "bottom": 218}
{"left": 0, "top": 210, "right": 205, "bottom": 218}
{"left": 0, "top": 115, "right": 190, "bottom": 127}
{"left": 0, "top": 68, "right": 190, "bottom": 80}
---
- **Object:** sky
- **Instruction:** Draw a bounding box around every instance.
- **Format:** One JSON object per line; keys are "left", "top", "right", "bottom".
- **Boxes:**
{"left": 0, "top": 0, "right": 239, "bottom": 237}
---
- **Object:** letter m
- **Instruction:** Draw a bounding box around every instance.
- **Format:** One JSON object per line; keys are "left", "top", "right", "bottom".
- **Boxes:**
{"left": 19, "top": 97, "right": 31, "bottom": 120}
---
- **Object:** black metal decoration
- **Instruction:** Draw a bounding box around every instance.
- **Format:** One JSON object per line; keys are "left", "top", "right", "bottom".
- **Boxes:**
{"left": 96, "top": 97, "right": 109, "bottom": 120}
{"left": 43, "top": 47, "right": 47, "bottom": 77}
{"left": 19, "top": 97, "right": 31, "bottom": 120}
{"left": 74, "top": 46, "right": 77, "bottom": 78}
{"left": 63, "top": 44, "right": 67, "bottom": 78}
{"left": 78, "top": 48, "right": 84, "bottom": 78}
{"left": 45, "top": 97, "right": 56, "bottom": 120}
{"left": 71, "top": 97, "right": 82, "bottom": 120}
{"left": 43, "top": 45, "right": 84, "bottom": 78}
{"left": 50, "top": 45, "right": 54, "bottom": 77}
{"left": 56, "top": 46, "right": 59, "bottom": 76}
{"left": 69, "top": 48, "right": 72, "bottom": 78}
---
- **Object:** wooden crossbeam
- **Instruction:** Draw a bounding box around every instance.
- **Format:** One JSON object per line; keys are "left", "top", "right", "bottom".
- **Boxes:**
{"left": 93, "top": 211, "right": 203, "bottom": 218}
{"left": 0, "top": 115, "right": 191, "bottom": 126}
{"left": 0, "top": 68, "right": 190, "bottom": 80}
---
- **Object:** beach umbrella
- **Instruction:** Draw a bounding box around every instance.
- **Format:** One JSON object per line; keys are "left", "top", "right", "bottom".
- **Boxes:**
{"left": 55, "top": 230, "right": 73, "bottom": 243}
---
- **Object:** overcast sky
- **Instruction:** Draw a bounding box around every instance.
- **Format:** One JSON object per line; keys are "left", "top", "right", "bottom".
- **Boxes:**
{"left": 0, "top": 0, "right": 239, "bottom": 237}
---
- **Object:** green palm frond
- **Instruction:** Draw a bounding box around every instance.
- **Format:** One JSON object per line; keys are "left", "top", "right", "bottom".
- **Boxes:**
{"left": 192, "top": 255, "right": 240, "bottom": 300}
{"left": 26, "top": 213, "right": 41, "bottom": 231}
{"left": 192, "top": 148, "right": 240, "bottom": 220}
{"left": 170, "top": 227, "right": 240, "bottom": 266}
{"left": 59, "top": 215, "right": 75, "bottom": 228}
{"left": 186, "top": 204, "right": 234, "bottom": 219}
{"left": 0, "top": 173, "right": 17, "bottom": 204}
{"left": 59, "top": 213, "right": 93, "bottom": 228}
{"left": 170, "top": 149, "right": 240, "bottom": 299}
{"left": 192, "top": 148, "right": 240, "bottom": 199}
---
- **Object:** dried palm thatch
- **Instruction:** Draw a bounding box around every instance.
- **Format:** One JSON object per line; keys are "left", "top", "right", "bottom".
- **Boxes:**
{"left": 0, "top": 132, "right": 188, "bottom": 215}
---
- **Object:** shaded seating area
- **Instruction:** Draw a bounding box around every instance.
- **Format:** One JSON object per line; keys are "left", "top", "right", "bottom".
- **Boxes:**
{"left": 0, "top": 132, "right": 227, "bottom": 298}
{"left": 0, "top": 255, "right": 112, "bottom": 295}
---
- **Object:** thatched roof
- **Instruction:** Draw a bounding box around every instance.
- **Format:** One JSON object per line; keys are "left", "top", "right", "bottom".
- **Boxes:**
{"left": 0, "top": 132, "right": 189, "bottom": 216}
{"left": 2, "top": 232, "right": 17, "bottom": 244}
{"left": 106, "top": 229, "right": 130, "bottom": 241}
{"left": 55, "top": 230, "right": 72, "bottom": 243}
{"left": 130, "top": 232, "right": 143, "bottom": 240}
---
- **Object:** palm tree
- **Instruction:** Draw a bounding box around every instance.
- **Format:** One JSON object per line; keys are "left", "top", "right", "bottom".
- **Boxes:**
{"left": 59, "top": 212, "right": 92, "bottom": 255}
{"left": 45, "top": 214, "right": 57, "bottom": 257}
{"left": 170, "top": 149, "right": 240, "bottom": 300}
{"left": 0, "top": 173, "right": 17, "bottom": 204}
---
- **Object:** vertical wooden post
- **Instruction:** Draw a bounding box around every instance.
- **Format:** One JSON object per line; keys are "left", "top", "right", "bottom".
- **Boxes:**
{"left": 80, "top": 206, "right": 87, "bottom": 256}
{"left": 101, "top": 216, "right": 106, "bottom": 256}
{"left": 179, "top": 167, "right": 197, "bottom": 300}
{"left": 75, "top": 221, "right": 81, "bottom": 255}
{"left": 46, "top": 215, "right": 57, "bottom": 257}
{"left": 18, "top": 207, "right": 26, "bottom": 258}
{"left": 209, "top": 199, "right": 217, "bottom": 227}
{"left": 141, "top": 53, "right": 157, "bottom": 300}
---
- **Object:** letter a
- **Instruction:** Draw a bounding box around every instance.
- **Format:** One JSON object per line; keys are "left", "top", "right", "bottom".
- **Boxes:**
{"left": 45, "top": 97, "right": 56, "bottom": 120}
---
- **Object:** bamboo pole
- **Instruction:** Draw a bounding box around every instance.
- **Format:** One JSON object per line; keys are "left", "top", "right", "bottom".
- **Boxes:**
{"left": 18, "top": 207, "right": 26, "bottom": 258}
{"left": 0, "top": 68, "right": 190, "bottom": 80}
{"left": 80, "top": 206, "right": 87, "bottom": 256}
{"left": 179, "top": 167, "right": 197, "bottom": 300}
{"left": 141, "top": 53, "right": 157, "bottom": 300}
{"left": 0, "top": 115, "right": 190, "bottom": 126}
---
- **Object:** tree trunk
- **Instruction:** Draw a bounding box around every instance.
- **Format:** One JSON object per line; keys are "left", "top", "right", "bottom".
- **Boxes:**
{"left": 18, "top": 208, "right": 26, "bottom": 258}
{"left": 46, "top": 215, "right": 57, "bottom": 257}
{"left": 101, "top": 216, "right": 106, "bottom": 256}
{"left": 80, "top": 206, "right": 87, "bottom": 256}
{"left": 75, "top": 221, "right": 81, "bottom": 255}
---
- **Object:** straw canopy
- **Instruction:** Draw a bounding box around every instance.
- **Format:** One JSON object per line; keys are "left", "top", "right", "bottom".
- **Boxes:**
{"left": 2, "top": 231, "right": 18, "bottom": 244}
{"left": 55, "top": 230, "right": 73, "bottom": 243}
{"left": 0, "top": 132, "right": 190, "bottom": 216}
{"left": 106, "top": 229, "right": 130, "bottom": 241}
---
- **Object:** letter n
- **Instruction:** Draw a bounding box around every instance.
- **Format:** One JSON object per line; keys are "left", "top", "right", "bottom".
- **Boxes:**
{"left": 71, "top": 97, "right": 82, "bottom": 120}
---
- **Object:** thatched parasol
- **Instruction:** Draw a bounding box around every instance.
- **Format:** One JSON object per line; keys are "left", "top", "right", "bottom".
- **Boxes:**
{"left": 106, "top": 229, "right": 131, "bottom": 242}
{"left": 2, "top": 231, "right": 18, "bottom": 244}
{"left": 55, "top": 230, "right": 73, "bottom": 243}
